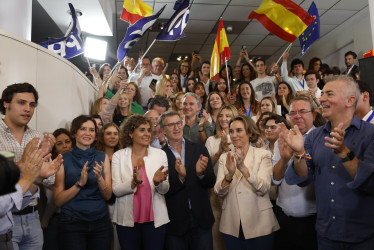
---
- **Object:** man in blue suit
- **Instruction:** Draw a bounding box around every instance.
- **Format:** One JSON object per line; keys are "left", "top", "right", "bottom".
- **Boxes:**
{"left": 159, "top": 110, "right": 215, "bottom": 250}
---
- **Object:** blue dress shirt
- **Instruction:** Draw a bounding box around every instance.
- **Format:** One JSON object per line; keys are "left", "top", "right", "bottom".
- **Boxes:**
{"left": 285, "top": 115, "right": 374, "bottom": 243}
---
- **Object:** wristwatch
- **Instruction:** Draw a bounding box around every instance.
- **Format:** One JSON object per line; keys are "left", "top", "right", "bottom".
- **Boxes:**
{"left": 340, "top": 150, "right": 355, "bottom": 163}
{"left": 75, "top": 181, "right": 84, "bottom": 189}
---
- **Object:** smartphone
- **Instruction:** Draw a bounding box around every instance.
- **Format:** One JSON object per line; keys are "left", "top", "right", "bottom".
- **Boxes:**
{"left": 193, "top": 50, "right": 198, "bottom": 54}
{"left": 241, "top": 45, "right": 246, "bottom": 50}
{"left": 149, "top": 79, "right": 157, "bottom": 92}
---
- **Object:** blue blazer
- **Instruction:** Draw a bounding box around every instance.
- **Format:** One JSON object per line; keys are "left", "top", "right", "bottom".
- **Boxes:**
{"left": 162, "top": 139, "right": 215, "bottom": 236}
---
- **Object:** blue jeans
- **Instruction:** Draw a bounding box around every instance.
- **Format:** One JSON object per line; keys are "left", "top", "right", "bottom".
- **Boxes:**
{"left": 57, "top": 213, "right": 112, "bottom": 250}
{"left": 221, "top": 224, "right": 274, "bottom": 250}
{"left": 317, "top": 234, "right": 374, "bottom": 250}
{"left": 165, "top": 212, "right": 213, "bottom": 250}
{"left": 12, "top": 212, "right": 43, "bottom": 250}
{"left": 116, "top": 222, "right": 166, "bottom": 250}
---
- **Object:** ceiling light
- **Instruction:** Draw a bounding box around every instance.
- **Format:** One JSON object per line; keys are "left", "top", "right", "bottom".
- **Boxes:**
{"left": 84, "top": 37, "right": 107, "bottom": 61}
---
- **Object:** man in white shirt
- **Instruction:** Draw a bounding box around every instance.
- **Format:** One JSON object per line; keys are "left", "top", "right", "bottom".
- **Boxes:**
{"left": 281, "top": 52, "right": 309, "bottom": 94}
{"left": 355, "top": 80, "right": 374, "bottom": 124}
{"left": 129, "top": 56, "right": 157, "bottom": 110}
{"left": 152, "top": 57, "right": 166, "bottom": 80}
{"left": 272, "top": 95, "right": 318, "bottom": 250}
{"left": 250, "top": 59, "right": 278, "bottom": 101}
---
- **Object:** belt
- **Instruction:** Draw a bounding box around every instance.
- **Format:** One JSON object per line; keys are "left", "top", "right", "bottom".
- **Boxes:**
{"left": 12, "top": 205, "right": 38, "bottom": 215}
{"left": 0, "top": 231, "right": 12, "bottom": 242}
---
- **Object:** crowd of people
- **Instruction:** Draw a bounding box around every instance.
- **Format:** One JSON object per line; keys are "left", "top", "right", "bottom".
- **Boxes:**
{"left": 0, "top": 48, "right": 374, "bottom": 250}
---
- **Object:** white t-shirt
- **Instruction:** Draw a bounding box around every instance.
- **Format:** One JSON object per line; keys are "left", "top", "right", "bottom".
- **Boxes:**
{"left": 250, "top": 75, "right": 276, "bottom": 101}
{"left": 129, "top": 73, "right": 157, "bottom": 107}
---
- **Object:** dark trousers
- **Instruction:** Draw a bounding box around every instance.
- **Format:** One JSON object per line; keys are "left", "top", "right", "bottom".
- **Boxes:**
{"left": 116, "top": 222, "right": 166, "bottom": 250}
{"left": 43, "top": 213, "right": 59, "bottom": 250}
{"left": 57, "top": 213, "right": 112, "bottom": 250}
{"left": 0, "top": 231, "right": 13, "bottom": 250}
{"left": 317, "top": 234, "right": 374, "bottom": 250}
{"left": 274, "top": 205, "right": 317, "bottom": 250}
{"left": 165, "top": 212, "right": 213, "bottom": 250}
{"left": 221, "top": 223, "right": 274, "bottom": 250}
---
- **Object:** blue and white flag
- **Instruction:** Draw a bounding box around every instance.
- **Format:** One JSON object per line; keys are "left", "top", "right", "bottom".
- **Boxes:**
{"left": 156, "top": 0, "right": 190, "bottom": 41}
{"left": 117, "top": 5, "right": 166, "bottom": 62}
{"left": 40, "top": 3, "right": 84, "bottom": 59}
{"left": 299, "top": 2, "right": 320, "bottom": 56}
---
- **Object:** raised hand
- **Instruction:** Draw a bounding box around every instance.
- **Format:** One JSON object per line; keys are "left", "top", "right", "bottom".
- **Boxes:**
{"left": 93, "top": 161, "right": 104, "bottom": 180}
{"left": 277, "top": 123, "right": 293, "bottom": 161}
{"left": 283, "top": 51, "right": 290, "bottom": 61}
{"left": 324, "top": 123, "right": 346, "bottom": 156}
{"left": 133, "top": 166, "right": 142, "bottom": 184}
{"left": 39, "top": 133, "right": 55, "bottom": 155}
{"left": 153, "top": 166, "right": 169, "bottom": 186}
{"left": 19, "top": 149, "right": 47, "bottom": 182}
{"left": 219, "top": 130, "right": 231, "bottom": 154}
{"left": 78, "top": 161, "right": 89, "bottom": 186}
{"left": 19, "top": 137, "right": 39, "bottom": 166}
{"left": 39, "top": 154, "right": 63, "bottom": 178}
{"left": 196, "top": 155, "right": 208, "bottom": 176}
{"left": 225, "top": 151, "right": 236, "bottom": 178}
{"left": 281, "top": 124, "right": 305, "bottom": 154}
{"left": 175, "top": 158, "right": 186, "bottom": 180}
{"left": 162, "top": 63, "right": 169, "bottom": 76}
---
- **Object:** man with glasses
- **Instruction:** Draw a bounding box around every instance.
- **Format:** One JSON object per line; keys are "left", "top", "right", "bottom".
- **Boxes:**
{"left": 129, "top": 56, "right": 156, "bottom": 111}
{"left": 159, "top": 110, "right": 215, "bottom": 250}
{"left": 281, "top": 76, "right": 374, "bottom": 249}
{"left": 272, "top": 95, "right": 319, "bottom": 250}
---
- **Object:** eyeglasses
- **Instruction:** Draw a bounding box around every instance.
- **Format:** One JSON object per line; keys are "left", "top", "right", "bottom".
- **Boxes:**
{"left": 289, "top": 110, "right": 313, "bottom": 116}
{"left": 265, "top": 125, "right": 278, "bottom": 130}
{"left": 164, "top": 121, "right": 183, "bottom": 128}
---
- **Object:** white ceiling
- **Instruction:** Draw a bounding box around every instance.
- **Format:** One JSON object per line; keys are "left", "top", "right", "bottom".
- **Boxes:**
{"left": 36, "top": 0, "right": 369, "bottom": 71}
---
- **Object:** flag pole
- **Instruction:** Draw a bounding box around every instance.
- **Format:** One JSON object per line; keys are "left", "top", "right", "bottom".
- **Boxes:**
{"left": 275, "top": 42, "right": 293, "bottom": 65}
{"left": 224, "top": 58, "right": 230, "bottom": 93}
{"left": 85, "top": 56, "right": 99, "bottom": 90}
{"left": 129, "top": 39, "right": 157, "bottom": 80}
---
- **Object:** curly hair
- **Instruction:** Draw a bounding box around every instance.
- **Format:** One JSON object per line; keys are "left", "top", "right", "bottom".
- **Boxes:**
{"left": 0, "top": 83, "right": 39, "bottom": 115}
{"left": 120, "top": 115, "right": 151, "bottom": 148}
{"left": 96, "top": 123, "right": 122, "bottom": 152}
{"left": 229, "top": 115, "right": 260, "bottom": 143}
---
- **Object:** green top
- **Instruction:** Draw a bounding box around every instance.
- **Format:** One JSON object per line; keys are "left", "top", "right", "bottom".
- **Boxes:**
{"left": 104, "top": 89, "right": 114, "bottom": 99}
{"left": 131, "top": 101, "right": 144, "bottom": 115}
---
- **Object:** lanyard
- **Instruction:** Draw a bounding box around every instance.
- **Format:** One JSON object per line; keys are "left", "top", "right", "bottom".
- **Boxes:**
{"left": 243, "top": 104, "right": 252, "bottom": 117}
{"left": 297, "top": 78, "right": 305, "bottom": 89}
{"left": 366, "top": 111, "right": 374, "bottom": 123}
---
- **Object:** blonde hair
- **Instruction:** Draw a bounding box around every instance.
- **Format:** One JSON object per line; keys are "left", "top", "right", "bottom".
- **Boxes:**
{"left": 155, "top": 78, "right": 170, "bottom": 97}
{"left": 214, "top": 105, "right": 239, "bottom": 138}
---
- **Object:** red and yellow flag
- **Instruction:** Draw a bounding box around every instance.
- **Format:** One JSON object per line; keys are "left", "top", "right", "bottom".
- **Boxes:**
{"left": 248, "top": 0, "right": 314, "bottom": 42}
{"left": 364, "top": 49, "right": 373, "bottom": 58}
{"left": 121, "top": 0, "right": 153, "bottom": 25}
{"left": 211, "top": 19, "right": 231, "bottom": 82}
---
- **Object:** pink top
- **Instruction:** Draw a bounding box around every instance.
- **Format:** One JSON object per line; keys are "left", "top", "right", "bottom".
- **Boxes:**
{"left": 133, "top": 166, "right": 154, "bottom": 223}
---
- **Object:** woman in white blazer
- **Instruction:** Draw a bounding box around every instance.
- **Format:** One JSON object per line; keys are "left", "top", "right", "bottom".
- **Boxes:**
{"left": 111, "top": 115, "right": 169, "bottom": 250}
{"left": 214, "top": 115, "right": 279, "bottom": 250}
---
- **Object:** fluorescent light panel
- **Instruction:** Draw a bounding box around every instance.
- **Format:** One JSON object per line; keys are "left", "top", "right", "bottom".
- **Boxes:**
{"left": 84, "top": 37, "right": 107, "bottom": 61}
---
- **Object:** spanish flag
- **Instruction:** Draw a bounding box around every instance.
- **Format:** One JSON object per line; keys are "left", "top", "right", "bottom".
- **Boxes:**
{"left": 211, "top": 18, "right": 231, "bottom": 82}
{"left": 248, "top": 0, "right": 314, "bottom": 43}
{"left": 121, "top": 0, "right": 153, "bottom": 25}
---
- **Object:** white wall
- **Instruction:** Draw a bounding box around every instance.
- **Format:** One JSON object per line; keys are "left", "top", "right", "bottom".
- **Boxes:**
{"left": 0, "top": 30, "right": 98, "bottom": 133}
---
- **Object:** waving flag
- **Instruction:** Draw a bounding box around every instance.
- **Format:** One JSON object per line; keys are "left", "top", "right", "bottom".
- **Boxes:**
{"left": 40, "top": 3, "right": 84, "bottom": 59}
{"left": 117, "top": 5, "right": 166, "bottom": 62}
{"left": 121, "top": 0, "right": 153, "bottom": 25}
{"left": 299, "top": 2, "right": 320, "bottom": 56}
{"left": 210, "top": 18, "right": 231, "bottom": 82}
{"left": 248, "top": 0, "right": 314, "bottom": 43}
{"left": 156, "top": 0, "right": 190, "bottom": 41}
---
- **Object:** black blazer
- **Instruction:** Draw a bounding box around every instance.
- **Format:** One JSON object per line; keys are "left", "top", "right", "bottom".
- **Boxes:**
{"left": 162, "top": 139, "right": 216, "bottom": 236}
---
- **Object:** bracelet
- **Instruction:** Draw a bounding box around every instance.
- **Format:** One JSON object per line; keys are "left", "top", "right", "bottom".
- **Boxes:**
{"left": 293, "top": 150, "right": 312, "bottom": 160}
{"left": 75, "top": 181, "right": 84, "bottom": 189}
{"left": 225, "top": 175, "right": 233, "bottom": 183}
{"left": 134, "top": 179, "right": 143, "bottom": 185}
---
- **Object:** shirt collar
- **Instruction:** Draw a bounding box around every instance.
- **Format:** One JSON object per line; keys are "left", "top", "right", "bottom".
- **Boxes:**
{"left": 323, "top": 115, "right": 361, "bottom": 133}
{"left": 0, "top": 119, "right": 30, "bottom": 134}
